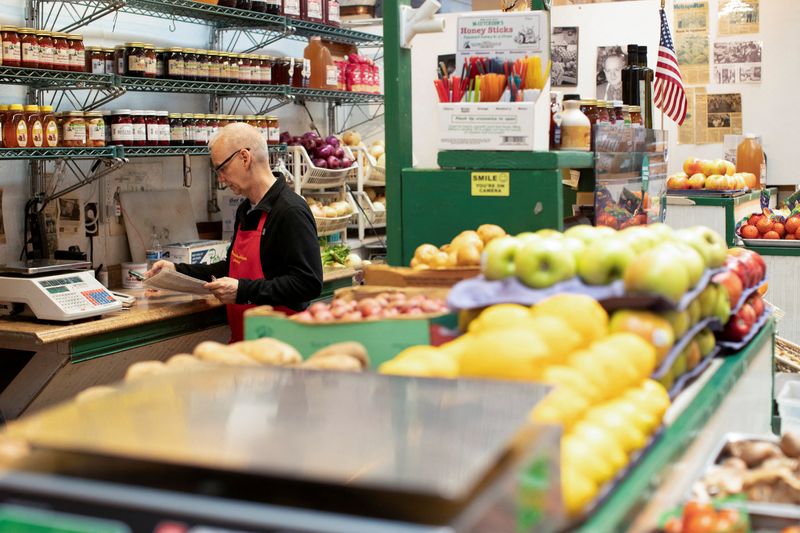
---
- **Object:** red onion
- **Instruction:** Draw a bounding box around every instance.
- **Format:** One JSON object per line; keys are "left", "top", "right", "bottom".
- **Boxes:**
{"left": 327, "top": 156, "right": 341, "bottom": 169}
{"left": 313, "top": 158, "right": 328, "bottom": 168}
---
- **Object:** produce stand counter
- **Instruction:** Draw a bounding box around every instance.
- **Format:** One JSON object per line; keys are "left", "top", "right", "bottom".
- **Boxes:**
{"left": 579, "top": 319, "right": 775, "bottom": 533}
{"left": 665, "top": 188, "right": 778, "bottom": 246}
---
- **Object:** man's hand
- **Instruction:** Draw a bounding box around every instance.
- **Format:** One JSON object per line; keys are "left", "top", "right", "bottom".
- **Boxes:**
{"left": 144, "top": 260, "right": 175, "bottom": 279}
{"left": 204, "top": 277, "right": 239, "bottom": 304}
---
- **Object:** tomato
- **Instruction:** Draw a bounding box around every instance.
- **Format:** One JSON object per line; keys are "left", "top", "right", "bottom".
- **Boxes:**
{"left": 683, "top": 501, "right": 714, "bottom": 521}
{"left": 716, "top": 509, "right": 742, "bottom": 531}
{"left": 683, "top": 513, "right": 718, "bottom": 533}
{"left": 664, "top": 517, "right": 683, "bottom": 533}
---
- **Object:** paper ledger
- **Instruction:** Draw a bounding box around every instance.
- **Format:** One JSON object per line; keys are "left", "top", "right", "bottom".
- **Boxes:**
{"left": 144, "top": 269, "right": 210, "bottom": 295}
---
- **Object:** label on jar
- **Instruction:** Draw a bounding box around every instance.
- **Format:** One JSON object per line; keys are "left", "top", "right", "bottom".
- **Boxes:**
{"left": 170, "top": 125, "right": 184, "bottom": 142}
{"left": 168, "top": 59, "right": 184, "bottom": 76}
{"left": 284, "top": 0, "right": 300, "bottom": 16}
{"left": 251, "top": 65, "right": 260, "bottom": 81}
{"left": 268, "top": 127, "right": 279, "bottom": 143}
{"left": 258, "top": 126, "right": 269, "bottom": 142}
{"left": 55, "top": 47, "right": 70, "bottom": 68}
{"left": 302, "top": 59, "right": 311, "bottom": 82}
{"left": 91, "top": 58, "right": 105, "bottom": 74}
{"left": 185, "top": 124, "right": 195, "bottom": 142}
{"left": 88, "top": 120, "right": 105, "bottom": 141}
{"left": 185, "top": 60, "right": 198, "bottom": 76}
{"left": 129, "top": 55, "right": 146, "bottom": 73}
{"left": 105, "top": 58, "right": 114, "bottom": 73}
{"left": 117, "top": 56, "right": 125, "bottom": 74}
{"left": 45, "top": 120, "right": 59, "bottom": 146}
{"left": 31, "top": 120, "right": 44, "bottom": 147}
{"left": 156, "top": 59, "right": 165, "bottom": 77}
{"left": 159, "top": 123, "right": 170, "bottom": 141}
{"left": 307, "top": 0, "right": 323, "bottom": 19}
{"left": 21, "top": 41, "right": 39, "bottom": 62}
{"left": 16, "top": 121, "right": 28, "bottom": 147}
{"left": 262, "top": 66, "right": 271, "bottom": 83}
{"left": 132, "top": 123, "right": 146, "bottom": 141}
{"left": 146, "top": 123, "right": 160, "bottom": 142}
{"left": 40, "top": 47, "right": 54, "bottom": 66}
{"left": 70, "top": 49, "right": 83, "bottom": 68}
{"left": 328, "top": 0, "right": 340, "bottom": 23}
{"left": 240, "top": 65, "right": 252, "bottom": 82}
{"left": 2, "top": 41, "right": 20, "bottom": 61}
{"left": 111, "top": 123, "right": 133, "bottom": 141}
{"left": 560, "top": 124, "right": 591, "bottom": 151}
{"left": 196, "top": 126, "right": 209, "bottom": 144}
{"left": 63, "top": 122, "right": 87, "bottom": 142}
{"left": 326, "top": 65, "right": 338, "bottom": 87}
{"left": 266, "top": 0, "right": 280, "bottom": 5}
{"left": 144, "top": 56, "right": 157, "bottom": 76}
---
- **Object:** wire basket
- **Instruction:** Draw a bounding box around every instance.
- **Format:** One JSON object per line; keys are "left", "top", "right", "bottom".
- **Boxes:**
{"left": 777, "top": 336, "right": 800, "bottom": 373}
{"left": 315, "top": 214, "right": 353, "bottom": 237}
{"left": 291, "top": 145, "right": 358, "bottom": 190}
{"left": 350, "top": 145, "right": 386, "bottom": 186}
{"left": 355, "top": 191, "right": 386, "bottom": 226}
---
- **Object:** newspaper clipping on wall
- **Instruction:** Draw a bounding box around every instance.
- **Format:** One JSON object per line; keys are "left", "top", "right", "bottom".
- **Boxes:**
{"left": 718, "top": 0, "right": 759, "bottom": 35}
{"left": 674, "top": 1, "right": 710, "bottom": 85}
{"left": 696, "top": 93, "right": 743, "bottom": 144}
{"left": 0, "top": 189, "right": 5, "bottom": 245}
{"left": 552, "top": 27, "right": 578, "bottom": 87}
{"left": 551, "top": 0, "right": 646, "bottom": 4}
{"left": 58, "top": 197, "right": 81, "bottom": 235}
{"left": 713, "top": 40, "right": 762, "bottom": 84}
{"left": 678, "top": 87, "right": 704, "bottom": 145}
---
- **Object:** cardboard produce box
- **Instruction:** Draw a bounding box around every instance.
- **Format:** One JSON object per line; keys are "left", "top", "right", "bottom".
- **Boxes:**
{"left": 364, "top": 265, "right": 480, "bottom": 288}
{"left": 244, "top": 287, "right": 457, "bottom": 366}
{"left": 164, "top": 240, "right": 229, "bottom": 265}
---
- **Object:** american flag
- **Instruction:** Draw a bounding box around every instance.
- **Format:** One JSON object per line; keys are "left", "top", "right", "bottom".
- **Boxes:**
{"left": 654, "top": 7, "right": 687, "bottom": 125}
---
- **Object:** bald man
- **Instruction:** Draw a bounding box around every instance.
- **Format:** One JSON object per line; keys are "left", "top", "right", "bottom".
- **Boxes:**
{"left": 146, "top": 123, "right": 323, "bottom": 342}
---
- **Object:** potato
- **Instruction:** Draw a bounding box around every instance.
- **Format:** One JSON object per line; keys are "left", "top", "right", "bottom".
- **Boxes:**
{"left": 75, "top": 385, "right": 116, "bottom": 403}
{"left": 413, "top": 244, "right": 439, "bottom": 265}
{"left": 302, "top": 354, "right": 363, "bottom": 372}
{"left": 477, "top": 224, "right": 507, "bottom": 244}
{"left": 450, "top": 231, "right": 484, "bottom": 253}
{"left": 124, "top": 361, "right": 168, "bottom": 383}
{"left": 366, "top": 188, "right": 378, "bottom": 201}
{"left": 456, "top": 244, "right": 481, "bottom": 266}
{"left": 310, "top": 204, "right": 323, "bottom": 218}
{"left": 166, "top": 354, "right": 203, "bottom": 369}
{"left": 233, "top": 338, "right": 302, "bottom": 366}
{"left": 193, "top": 341, "right": 258, "bottom": 366}
{"left": 322, "top": 206, "right": 338, "bottom": 218}
{"left": 780, "top": 433, "right": 800, "bottom": 458}
{"left": 310, "top": 342, "right": 369, "bottom": 369}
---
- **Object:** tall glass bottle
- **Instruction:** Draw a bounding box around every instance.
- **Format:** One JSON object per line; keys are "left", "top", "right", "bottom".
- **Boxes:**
{"left": 621, "top": 44, "right": 639, "bottom": 106}
{"left": 637, "top": 45, "right": 654, "bottom": 129}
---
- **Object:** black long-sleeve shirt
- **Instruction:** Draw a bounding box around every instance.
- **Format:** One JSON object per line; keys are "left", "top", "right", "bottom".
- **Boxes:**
{"left": 177, "top": 176, "right": 323, "bottom": 311}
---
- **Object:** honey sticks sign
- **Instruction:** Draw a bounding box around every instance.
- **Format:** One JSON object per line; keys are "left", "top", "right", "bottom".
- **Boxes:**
{"left": 456, "top": 11, "right": 545, "bottom": 68}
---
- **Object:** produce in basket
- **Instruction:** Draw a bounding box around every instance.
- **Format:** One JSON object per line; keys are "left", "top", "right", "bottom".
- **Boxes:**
{"left": 668, "top": 157, "right": 756, "bottom": 191}
{"left": 283, "top": 130, "right": 354, "bottom": 169}
{"left": 737, "top": 207, "right": 800, "bottom": 241}
{"left": 306, "top": 197, "right": 353, "bottom": 218}
{"left": 292, "top": 291, "right": 448, "bottom": 323}
{"left": 411, "top": 224, "right": 507, "bottom": 269}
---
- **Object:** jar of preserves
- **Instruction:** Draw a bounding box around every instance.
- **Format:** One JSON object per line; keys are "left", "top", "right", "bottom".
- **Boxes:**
{"left": 236, "top": 0, "right": 252, "bottom": 10}
{"left": 155, "top": 48, "right": 166, "bottom": 77}
{"left": 249, "top": 54, "right": 260, "bottom": 83}
{"left": 155, "top": 111, "right": 170, "bottom": 146}
{"left": 169, "top": 113, "right": 184, "bottom": 146}
{"left": 144, "top": 110, "right": 158, "bottom": 145}
{"left": 103, "top": 48, "right": 114, "bottom": 74}
{"left": 143, "top": 45, "right": 157, "bottom": 78}
{"left": 291, "top": 57, "right": 305, "bottom": 87}
{"left": 251, "top": 0, "right": 267, "bottom": 11}
{"left": 52, "top": 32, "right": 70, "bottom": 70}
{"left": 113, "top": 44, "right": 126, "bottom": 75}
{"left": 622, "top": 105, "right": 632, "bottom": 125}
{"left": 207, "top": 114, "right": 220, "bottom": 138}
{"left": 237, "top": 54, "right": 250, "bottom": 83}
{"left": 125, "top": 42, "right": 146, "bottom": 77}
{"left": 597, "top": 100, "right": 611, "bottom": 124}
{"left": 183, "top": 48, "right": 198, "bottom": 81}
{"left": 272, "top": 56, "right": 290, "bottom": 85}
{"left": 41, "top": 105, "right": 58, "bottom": 147}
{"left": 19, "top": 28, "right": 38, "bottom": 69}
{"left": 182, "top": 113, "right": 195, "bottom": 144}
{"left": 166, "top": 47, "right": 184, "bottom": 79}
{"left": 208, "top": 51, "right": 221, "bottom": 81}
{"left": 102, "top": 110, "right": 112, "bottom": 143}
{"left": 306, "top": 0, "right": 324, "bottom": 23}
{"left": 24, "top": 105, "right": 43, "bottom": 147}
{"left": 327, "top": 0, "right": 340, "bottom": 27}
{"left": 612, "top": 100, "right": 624, "bottom": 124}
{"left": 254, "top": 115, "right": 267, "bottom": 142}
{"left": 265, "top": 0, "right": 280, "bottom": 15}
{"left": 259, "top": 56, "right": 272, "bottom": 84}
{"left": 196, "top": 50, "right": 210, "bottom": 81}
{"left": 84, "top": 110, "right": 105, "bottom": 147}
{"left": 580, "top": 99, "right": 598, "bottom": 125}
{"left": 283, "top": 0, "right": 302, "bottom": 20}
{"left": 62, "top": 111, "right": 86, "bottom": 147}
{"left": 67, "top": 34, "right": 85, "bottom": 72}
{"left": 630, "top": 105, "right": 643, "bottom": 127}
{"left": 37, "top": 31, "right": 55, "bottom": 70}
{"left": 86, "top": 46, "right": 105, "bottom": 73}
{"left": 131, "top": 110, "right": 146, "bottom": 145}
{"left": 1, "top": 27, "right": 21, "bottom": 68}
{"left": 4, "top": 104, "right": 27, "bottom": 148}
{"left": 111, "top": 109, "right": 133, "bottom": 146}
{"left": 194, "top": 114, "right": 208, "bottom": 145}
{"left": 220, "top": 53, "right": 231, "bottom": 82}
{"left": 228, "top": 53, "right": 240, "bottom": 82}
{"left": 244, "top": 114, "right": 257, "bottom": 127}
{"left": 266, "top": 115, "right": 279, "bottom": 145}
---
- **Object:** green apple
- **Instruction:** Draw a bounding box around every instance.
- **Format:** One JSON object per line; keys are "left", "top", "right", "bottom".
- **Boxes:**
{"left": 646, "top": 223, "right": 675, "bottom": 242}
{"left": 535, "top": 229, "right": 563, "bottom": 239}
{"left": 713, "top": 284, "right": 732, "bottom": 325}
{"left": 515, "top": 232, "right": 542, "bottom": 244}
{"left": 672, "top": 351, "right": 687, "bottom": 377}
{"left": 658, "top": 368, "right": 675, "bottom": 390}
{"left": 661, "top": 310, "right": 691, "bottom": 338}
{"left": 698, "top": 285, "right": 718, "bottom": 318}
{"left": 514, "top": 238, "right": 576, "bottom": 289}
{"left": 618, "top": 226, "right": 659, "bottom": 254}
{"left": 687, "top": 298, "right": 702, "bottom": 326}
{"left": 577, "top": 238, "right": 637, "bottom": 285}
{"left": 562, "top": 236, "right": 587, "bottom": 264}
{"left": 660, "top": 242, "right": 706, "bottom": 288}
{"left": 482, "top": 236, "right": 520, "bottom": 280}
{"left": 624, "top": 246, "right": 691, "bottom": 302}
{"left": 684, "top": 340, "right": 702, "bottom": 371}
{"left": 695, "top": 328, "right": 716, "bottom": 357}
{"left": 564, "top": 225, "right": 612, "bottom": 245}
{"left": 674, "top": 228, "right": 712, "bottom": 268}
{"left": 687, "top": 226, "right": 728, "bottom": 268}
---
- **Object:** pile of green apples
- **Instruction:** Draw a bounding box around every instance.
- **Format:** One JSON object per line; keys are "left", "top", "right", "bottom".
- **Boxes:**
{"left": 482, "top": 223, "right": 729, "bottom": 302}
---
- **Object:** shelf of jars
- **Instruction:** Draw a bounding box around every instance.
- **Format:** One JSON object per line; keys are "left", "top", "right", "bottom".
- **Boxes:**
{"left": 121, "top": 143, "right": 286, "bottom": 157}
{"left": 0, "top": 66, "right": 114, "bottom": 89}
{"left": 0, "top": 146, "right": 117, "bottom": 159}
{"left": 114, "top": 75, "right": 289, "bottom": 96}
{"left": 286, "top": 87, "right": 383, "bottom": 104}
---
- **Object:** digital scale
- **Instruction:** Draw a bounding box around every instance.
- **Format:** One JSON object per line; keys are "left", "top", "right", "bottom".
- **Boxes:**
{"left": 0, "top": 259, "right": 122, "bottom": 321}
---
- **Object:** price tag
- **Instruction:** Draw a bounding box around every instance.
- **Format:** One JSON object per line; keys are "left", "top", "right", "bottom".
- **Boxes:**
{"left": 471, "top": 172, "right": 510, "bottom": 197}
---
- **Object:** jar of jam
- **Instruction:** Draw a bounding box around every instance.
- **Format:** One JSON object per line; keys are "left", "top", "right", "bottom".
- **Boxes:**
{"left": 306, "top": 0, "right": 324, "bottom": 23}
{"left": 291, "top": 57, "right": 304, "bottom": 87}
{"left": 254, "top": 115, "right": 267, "bottom": 141}
{"left": 84, "top": 111, "right": 105, "bottom": 147}
{"left": 155, "top": 48, "right": 166, "bottom": 77}
{"left": 67, "top": 34, "right": 85, "bottom": 72}
{"left": 327, "top": 0, "right": 340, "bottom": 27}
{"left": 182, "top": 113, "right": 195, "bottom": 144}
{"left": 62, "top": 111, "right": 86, "bottom": 147}
{"left": 266, "top": 115, "right": 279, "bottom": 145}
{"left": 144, "top": 110, "right": 159, "bottom": 145}
{"left": 24, "top": 105, "right": 43, "bottom": 147}
{"left": 102, "top": 110, "right": 112, "bottom": 143}
{"left": 207, "top": 114, "right": 220, "bottom": 138}
{"left": 208, "top": 51, "right": 221, "bottom": 81}
{"left": 51, "top": 32, "right": 69, "bottom": 71}
{"left": 249, "top": 54, "right": 260, "bottom": 84}
{"left": 228, "top": 53, "right": 240, "bottom": 82}
{"left": 580, "top": 99, "right": 598, "bottom": 125}
{"left": 183, "top": 48, "right": 198, "bottom": 81}
{"left": 630, "top": 105, "right": 643, "bottom": 127}
{"left": 153, "top": 111, "right": 167, "bottom": 146}
{"left": 111, "top": 109, "right": 133, "bottom": 146}
{"left": 103, "top": 48, "right": 114, "bottom": 74}
{"left": 113, "top": 44, "right": 126, "bottom": 74}
{"left": 236, "top": 55, "right": 249, "bottom": 83}
{"left": 1, "top": 27, "right": 21, "bottom": 68}
{"left": 283, "top": 0, "right": 302, "bottom": 20}
{"left": 236, "top": 0, "right": 252, "bottom": 10}
{"left": 265, "top": 0, "right": 280, "bottom": 15}
{"left": 193, "top": 114, "right": 208, "bottom": 145}
{"left": 4, "top": 104, "right": 27, "bottom": 148}
{"left": 259, "top": 56, "right": 272, "bottom": 84}
{"left": 244, "top": 114, "right": 257, "bottom": 127}
{"left": 622, "top": 105, "right": 632, "bottom": 125}
{"left": 144, "top": 45, "right": 157, "bottom": 78}
{"left": 131, "top": 110, "right": 146, "bottom": 145}
{"left": 612, "top": 101, "right": 624, "bottom": 124}
{"left": 272, "top": 57, "right": 290, "bottom": 85}
{"left": 196, "top": 50, "right": 210, "bottom": 81}
{"left": 41, "top": 105, "right": 58, "bottom": 147}
{"left": 38, "top": 31, "right": 55, "bottom": 70}
{"left": 219, "top": 53, "right": 231, "bottom": 82}
{"left": 125, "top": 42, "right": 146, "bottom": 77}
{"left": 597, "top": 100, "right": 611, "bottom": 124}
{"left": 169, "top": 113, "right": 184, "bottom": 146}
{"left": 19, "top": 28, "right": 39, "bottom": 69}
{"left": 251, "top": 0, "right": 267, "bottom": 11}
{"left": 86, "top": 46, "right": 105, "bottom": 73}
{"left": 166, "top": 47, "right": 184, "bottom": 79}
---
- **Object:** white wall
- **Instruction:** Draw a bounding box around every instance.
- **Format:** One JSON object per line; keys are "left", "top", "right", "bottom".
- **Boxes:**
{"left": 410, "top": 1, "right": 800, "bottom": 188}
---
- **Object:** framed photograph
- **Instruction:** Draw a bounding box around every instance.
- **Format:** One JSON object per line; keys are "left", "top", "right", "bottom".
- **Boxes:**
{"left": 596, "top": 46, "right": 627, "bottom": 102}
{"left": 552, "top": 27, "right": 578, "bottom": 87}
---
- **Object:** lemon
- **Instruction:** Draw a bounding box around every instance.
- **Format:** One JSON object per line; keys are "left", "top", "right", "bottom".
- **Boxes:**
{"left": 592, "top": 333, "right": 657, "bottom": 380}
{"left": 583, "top": 405, "right": 648, "bottom": 453}
{"left": 379, "top": 357, "right": 433, "bottom": 377}
{"left": 586, "top": 346, "right": 641, "bottom": 391}
{"left": 438, "top": 335, "right": 470, "bottom": 363}
{"left": 542, "top": 366, "right": 604, "bottom": 405}
{"left": 392, "top": 346, "right": 459, "bottom": 378}
{"left": 531, "top": 294, "right": 609, "bottom": 347}
{"left": 569, "top": 350, "right": 624, "bottom": 401}
{"left": 562, "top": 466, "right": 599, "bottom": 517}
{"left": 467, "top": 304, "right": 534, "bottom": 333}
{"left": 562, "top": 435, "right": 615, "bottom": 486}
{"left": 530, "top": 387, "right": 591, "bottom": 429}
{"left": 631, "top": 379, "right": 671, "bottom": 417}
{"left": 525, "top": 316, "right": 583, "bottom": 363}
{"left": 604, "top": 399, "right": 660, "bottom": 435}
{"left": 459, "top": 329, "right": 555, "bottom": 380}
{"left": 570, "top": 421, "right": 629, "bottom": 474}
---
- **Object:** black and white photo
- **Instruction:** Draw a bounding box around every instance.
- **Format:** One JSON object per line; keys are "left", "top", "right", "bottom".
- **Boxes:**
{"left": 551, "top": 27, "right": 578, "bottom": 87}
{"left": 596, "top": 46, "right": 626, "bottom": 101}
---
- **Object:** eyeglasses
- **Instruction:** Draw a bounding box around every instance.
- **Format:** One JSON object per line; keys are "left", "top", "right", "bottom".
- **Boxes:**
{"left": 213, "top": 147, "right": 250, "bottom": 176}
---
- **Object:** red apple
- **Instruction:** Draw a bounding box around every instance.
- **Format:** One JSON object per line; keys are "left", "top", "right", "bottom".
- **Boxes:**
{"left": 683, "top": 157, "right": 702, "bottom": 175}
{"left": 725, "top": 256, "right": 754, "bottom": 288}
{"left": 723, "top": 314, "right": 751, "bottom": 341}
{"left": 713, "top": 271, "right": 744, "bottom": 307}
{"left": 748, "top": 294, "right": 765, "bottom": 317}
{"left": 668, "top": 173, "right": 690, "bottom": 190}
{"left": 739, "top": 303, "right": 757, "bottom": 327}
{"left": 688, "top": 173, "right": 706, "bottom": 190}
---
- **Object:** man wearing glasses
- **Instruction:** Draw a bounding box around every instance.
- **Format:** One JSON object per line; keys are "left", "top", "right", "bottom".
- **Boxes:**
{"left": 145, "top": 122, "right": 323, "bottom": 342}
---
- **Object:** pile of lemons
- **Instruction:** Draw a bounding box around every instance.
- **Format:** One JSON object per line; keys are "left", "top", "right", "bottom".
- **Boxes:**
{"left": 379, "top": 293, "right": 671, "bottom": 517}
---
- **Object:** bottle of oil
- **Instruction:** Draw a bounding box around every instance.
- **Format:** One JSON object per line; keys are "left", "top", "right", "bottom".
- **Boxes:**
{"left": 637, "top": 46, "right": 654, "bottom": 129}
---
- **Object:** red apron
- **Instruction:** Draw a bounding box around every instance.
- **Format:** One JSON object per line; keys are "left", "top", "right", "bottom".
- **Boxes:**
{"left": 227, "top": 211, "right": 295, "bottom": 343}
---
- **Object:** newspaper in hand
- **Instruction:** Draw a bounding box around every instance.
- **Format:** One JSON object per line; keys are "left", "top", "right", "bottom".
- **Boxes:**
{"left": 143, "top": 269, "right": 210, "bottom": 295}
